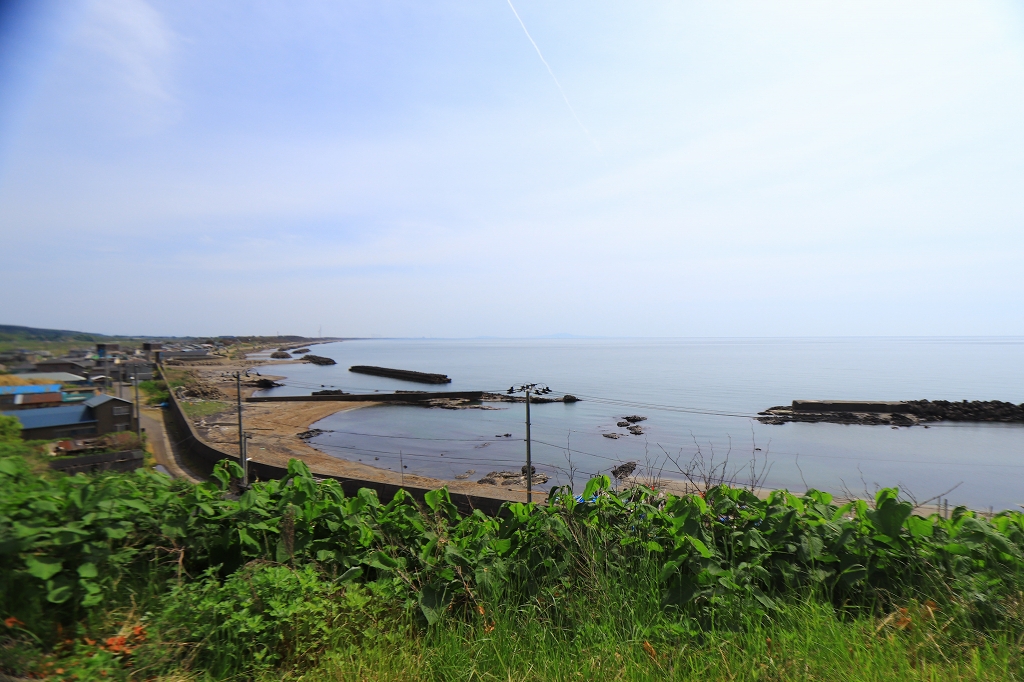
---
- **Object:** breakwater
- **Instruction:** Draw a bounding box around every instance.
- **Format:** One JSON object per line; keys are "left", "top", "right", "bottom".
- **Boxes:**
{"left": 349, "top": 365, "right": 452, "bottom": 384}
{"left": 759, "top": 400, "right": 1024, "bottom": 426}
{"left": 246, "top": 390, "right": 483, "bottom": 403}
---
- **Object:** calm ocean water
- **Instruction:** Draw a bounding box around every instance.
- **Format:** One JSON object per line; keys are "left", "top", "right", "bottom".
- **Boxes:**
{"left": 253, "top": 338, "right": 1024, "bottom": 510}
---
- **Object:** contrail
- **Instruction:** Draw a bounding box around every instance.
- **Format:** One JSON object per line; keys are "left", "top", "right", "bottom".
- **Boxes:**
{"left": 505, "top": 0, "right": 599, "bottom": 150}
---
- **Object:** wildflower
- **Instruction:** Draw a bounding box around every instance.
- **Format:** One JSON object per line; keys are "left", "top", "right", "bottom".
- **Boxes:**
{"left": 3, "top": 616, "right": 23, "bottom": 628}
{"left": 105, "top": 635, "right": 130, "bottom": 654}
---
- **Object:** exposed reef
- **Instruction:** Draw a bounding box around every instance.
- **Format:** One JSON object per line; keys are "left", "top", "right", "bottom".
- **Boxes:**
{"left": 759, "top": 400, "right": 1024, "bottom": 426}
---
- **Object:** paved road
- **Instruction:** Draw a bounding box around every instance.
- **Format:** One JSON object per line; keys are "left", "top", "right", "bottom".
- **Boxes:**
{"left": 139, "top": 407, "right": 202, "bottom": 482}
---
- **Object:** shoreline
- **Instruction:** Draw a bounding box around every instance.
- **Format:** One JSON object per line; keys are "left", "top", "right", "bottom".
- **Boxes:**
{"left": 163, "top": 354, "right": 1009, "bottom": 513}
{"left": 162, "top": 356, "right": 539, "bottom": 504}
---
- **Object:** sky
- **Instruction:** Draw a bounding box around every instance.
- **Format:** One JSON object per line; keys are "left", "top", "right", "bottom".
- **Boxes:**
{"left": 1, "top": 0, "right": 1022, "bottom": 338}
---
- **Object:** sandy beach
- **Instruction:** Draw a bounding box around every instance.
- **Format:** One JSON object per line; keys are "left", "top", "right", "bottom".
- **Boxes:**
{"left": 161, "top": 354, "right": 537, "bottom": 503}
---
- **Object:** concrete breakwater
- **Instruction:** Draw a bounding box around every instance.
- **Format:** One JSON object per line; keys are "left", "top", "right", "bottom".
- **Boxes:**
{"left": 247, "top": 390, "right": 483, "bottom": 403}
{"left": 759, "top": 400, "right": 1024, "bottom": 426}
{"left": 349, "top": 365, "right": 451, "bottom": 384}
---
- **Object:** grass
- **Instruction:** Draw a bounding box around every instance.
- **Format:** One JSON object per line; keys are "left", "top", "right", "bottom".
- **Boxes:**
{"left": 5, "top": 455, "right": 1024, "bottom": 681}
{"left": 180, "top": 400, "right": 232, "bottom": 419}
{"left": 304, "top": 600, "right": 1021, "bottom": 681}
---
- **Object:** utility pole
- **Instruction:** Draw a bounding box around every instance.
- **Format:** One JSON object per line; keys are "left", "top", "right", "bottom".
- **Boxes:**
{"left": 507, "top": 383, "right": 550, "bottom": 504}
{"left": 133, "top": 371, "right": 141, "bottom": 440}
{"left": 525, "top": 387, "right": 532, "bottom": 503}
{"left": 235, "top": 372, "right": 247, "bottom": 487}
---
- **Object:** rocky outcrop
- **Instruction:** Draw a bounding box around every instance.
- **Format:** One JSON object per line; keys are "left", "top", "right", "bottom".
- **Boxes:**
{"left": 477, "top": 469, "right": 549, "bottom": 486}
{"left": 303, "top": 355, "right": 337, "bottom": 366}
{"left": 270, "top": 351, "right": 291, "bottom": 359}
{"left": 611, "top": 461, "right": 637, "bottom": 479}
{"left": 759, "top": 400, "right": 1024, "bottom": 426}
{"left": 175, "top": 383, "right": 226, "bottom": 400}
{"left": 311, "top": 389, "right": 347, "bottom": 395}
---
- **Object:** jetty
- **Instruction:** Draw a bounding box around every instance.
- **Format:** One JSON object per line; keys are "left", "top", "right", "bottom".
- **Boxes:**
{"left": 349, "top": 365, "right": 452, "bottom": 384}
{"left": 247, "top": 390, "right": 480, "bottom": 403}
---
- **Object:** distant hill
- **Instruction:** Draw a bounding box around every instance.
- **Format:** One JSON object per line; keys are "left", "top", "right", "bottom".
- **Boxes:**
{"left": 0, "top": 325, "right": 110, "bottom": 343}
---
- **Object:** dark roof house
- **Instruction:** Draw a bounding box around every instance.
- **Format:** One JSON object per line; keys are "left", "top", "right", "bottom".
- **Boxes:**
{"left": 3, "top": 394, "right": 135, "bottom": 440}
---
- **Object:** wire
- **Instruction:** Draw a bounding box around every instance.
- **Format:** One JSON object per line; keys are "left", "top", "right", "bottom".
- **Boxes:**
{"left": 546, "top": 389, "right": 760, "bottom": 419}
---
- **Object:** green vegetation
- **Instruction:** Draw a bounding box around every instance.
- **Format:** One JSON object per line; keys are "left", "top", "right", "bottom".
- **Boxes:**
{"left": 180, "top": 400, "right": 232, "bottom": 419}
{"left": 0, "top": 324, "right": 145, "bottom": 357}
{"left": 138, "top": 379, "right": 170, "bottom": 405}
{"left": 3, "top": 446, "right": 1024, "bottom": 680}
{"left": 0, "top": 415, "right": 20, "bottom": 443}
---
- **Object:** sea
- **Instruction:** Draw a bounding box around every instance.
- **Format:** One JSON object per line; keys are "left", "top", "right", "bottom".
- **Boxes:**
{"left": 251, "top": 338, "right": 1024, "bottom": 510}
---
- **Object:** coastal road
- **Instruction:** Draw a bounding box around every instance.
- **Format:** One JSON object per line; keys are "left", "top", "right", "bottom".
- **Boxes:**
{"left": 139, "top": 407, "right": 202, "bottom": 482}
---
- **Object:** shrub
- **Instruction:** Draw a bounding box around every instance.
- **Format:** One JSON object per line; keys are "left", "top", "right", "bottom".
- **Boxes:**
{"left": 145, "top": 563, "right": 380, "bottom": 677}
{"left": 0, "top": 416, "right": 20, "bottom": 443}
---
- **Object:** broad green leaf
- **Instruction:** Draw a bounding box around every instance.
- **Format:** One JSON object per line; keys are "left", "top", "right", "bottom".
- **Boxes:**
{"left": 905, "top": 516, "right": 933, "bottom": 538}
{"left": 25, "top": 555, "right": 62, "bottom": 580}
{"left": 368, "top": 551, "right": 399, "bottom": 570}
{"left": 47, "top": 583, "right": 73, "bottom": 604}
{"left": 339, "top": 566, "right": 363, "bottom": 583}
{"left": 583, "top": 475, "right": 611, "bottom": 499}
{"left": 77, "top": 562, "right": 98, "bottom": 578}
{"left": 688, "top": 536, "right": 712, "bottom": 559}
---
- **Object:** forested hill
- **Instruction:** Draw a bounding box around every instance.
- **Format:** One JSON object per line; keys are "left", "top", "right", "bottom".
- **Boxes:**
{"left": 0, "top": 325, "right": 109, "bottom": 344}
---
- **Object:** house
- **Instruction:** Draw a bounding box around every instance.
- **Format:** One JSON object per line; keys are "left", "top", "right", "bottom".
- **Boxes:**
{"left": 0, "top": 384, "right": 63, "bottom": 410}
{"left": 2, "top": 394, "right": 136, "bottom": 440}
{"left": 113, "top": 359, "right": 154, "bottom": 382}
{"left": 33, "top": 358, "right": 94, "bottom": 375}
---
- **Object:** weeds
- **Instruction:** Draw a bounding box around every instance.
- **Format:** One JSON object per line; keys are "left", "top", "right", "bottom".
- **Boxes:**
{"left": 4, "top": 453, "right": 1024, "bottom": 679}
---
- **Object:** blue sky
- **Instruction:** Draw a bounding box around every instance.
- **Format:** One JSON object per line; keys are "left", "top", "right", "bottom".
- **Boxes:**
{"left": 1, "top": 1, "right": 1022, "bottom": 338}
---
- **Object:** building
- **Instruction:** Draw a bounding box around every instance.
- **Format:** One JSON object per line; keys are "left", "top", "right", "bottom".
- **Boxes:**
{"left": 17, "top": 372, "right": 90, "bottom": 385}
{"left": 33, "top": 358, "right": 94, "bottom": 375}
{"left": 0, "top": 384, "right": 63, "bottom": 410}
{"left": 155, "top": 349, "right": 210, "bottom": 362}
{"left": 95, "top": 343, "right": 120, "bottom": 357}
{"left": 2, "top": 394, "right": 136, "bottom": 440}
{"left": 113, "top": 359, "right": 154, "bottom": 382}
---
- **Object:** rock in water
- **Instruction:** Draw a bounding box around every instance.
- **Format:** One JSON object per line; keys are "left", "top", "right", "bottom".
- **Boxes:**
{"left": 303, "top": 354, "right": 337, "bottom": 366}
{"left": 611, "top": 461, "right": 637, "bottom": 479}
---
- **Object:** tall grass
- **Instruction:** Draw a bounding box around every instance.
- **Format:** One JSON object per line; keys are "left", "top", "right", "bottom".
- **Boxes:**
{"left": 6, "top": 455, "right": 1024, "bottom": 680}
{"left": 311, "top": 598, "right": 1023, "bottom": 681}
